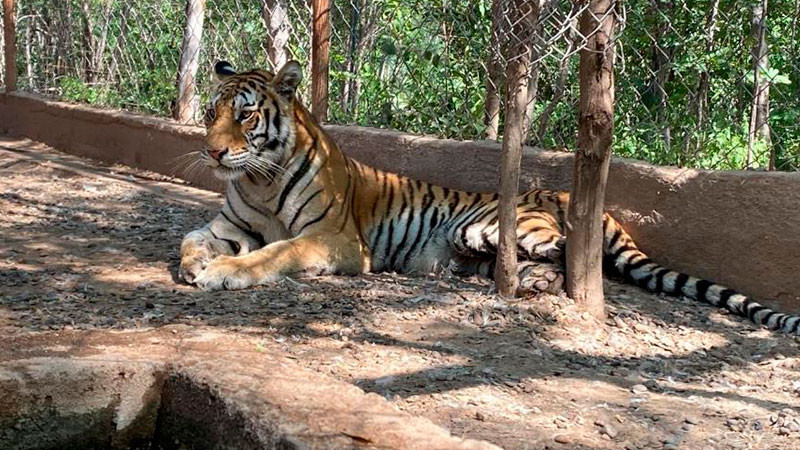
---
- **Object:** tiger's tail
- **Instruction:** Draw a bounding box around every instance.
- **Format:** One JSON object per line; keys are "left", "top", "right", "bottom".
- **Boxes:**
{"left": 603, "top": 215, "right": 800, "bottom": 335}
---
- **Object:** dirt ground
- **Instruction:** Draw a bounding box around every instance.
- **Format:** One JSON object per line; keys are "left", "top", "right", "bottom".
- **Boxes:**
{"left": 1, "top": 136, "right": 799, "bottom": 450}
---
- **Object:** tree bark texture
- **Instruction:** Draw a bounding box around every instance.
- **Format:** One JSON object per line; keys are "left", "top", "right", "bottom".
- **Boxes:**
{"left": 535, "top": 20, "right": 578, "bottom": 144}
{"left": 484, "top": 0, "right": 505, "bottom": 141}
{"left": 494, "top": 0, "right": 534, "bottom": 298}
{"left": 311, "top": 0, "right": 331, "bottom": 122}
{"left": 261, "top": 0, "right": 289, "bottom": 70}
{"left": 173, "top": 0, "right": 206, "bottom": 124}
{"left": 650, "top": 0, "right": 674, "bottom": 162}
{"left": 565, "top": 0, "right": 616, "bottom": 320}
{"left": 747, "top": 0, "right": 771, "bottom": 168}
{"left": 3, "top": 0, "right": 16, "bottom": 91}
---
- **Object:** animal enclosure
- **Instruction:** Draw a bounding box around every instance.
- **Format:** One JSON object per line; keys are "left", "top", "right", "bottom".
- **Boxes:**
{"left": 3, "top": 1, "right": 800, "bottom": 449}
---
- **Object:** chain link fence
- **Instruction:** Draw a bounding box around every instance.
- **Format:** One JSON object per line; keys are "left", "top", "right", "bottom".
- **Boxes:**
{"left": 3, "top": 0, "right": 798, "bottom": 171}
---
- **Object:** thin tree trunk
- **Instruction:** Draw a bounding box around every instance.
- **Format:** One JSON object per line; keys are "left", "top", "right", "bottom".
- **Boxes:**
{"left": 650, "top": 1, "right": 673, "bottom": 162}
{"left": 494, "top": 0, "right": 534, "bottom": 298}
{"left": 565, "top": 0, "right": 616, "bottom": 321}
{"left": 341, "top": 2, "right": 359, "bottom": 112}
{"left": 81, "top": 0, "right": 93, "bottom": 82}
{"left": 535, "top": 21, "right": 577, "bottom": 144}
{"left": 0, "top": 7, "right": 4, "bottom": 88}
{"left": 173, "top": 0, "right": 206, "bottom": 124}
{"left": 484, "top": 0, "right": 504, "bottom": 141}
{"left": 521, "top": 0, "right": 551, "bottom": 143}
{"left": 311, "top": 0, "right": 331, "bottom": 122}
{"left": 747, "top": 0, "right": 771, "bottom": 168}
{"left": 689, "top": 0, "right": 719, "bottom": 164}
{"left": 696, "top": 0, "right": 719, "bottom": 130}
{"left": 91, "top": 0, "right": 113, "bottom": 83}
{"left": 261, "top": 0, "right": 289, "bottom": 70}
{"left": 24, "top": 16, "right": 32, "bottom": 88}
{"left": 2, "top": 0, "right": 15, "bottom": 91}
{"left": 522, "top": 61, "right": 540, "bottom": 143}
{"left": 108, "top": 2, "right": 131, "bottom": 87}
{"left": 348, "top": 1, "right": 380, "bottom": 117}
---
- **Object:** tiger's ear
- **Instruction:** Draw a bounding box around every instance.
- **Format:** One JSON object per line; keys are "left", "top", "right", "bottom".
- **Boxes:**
{"left": 272, "top": 60, "right": 302, "bottom": 100}
{"left": 213, "top": 60, "right": 237, "bottom": 83}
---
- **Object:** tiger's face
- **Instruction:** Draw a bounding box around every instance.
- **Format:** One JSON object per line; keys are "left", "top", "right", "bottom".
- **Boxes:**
{"left": 201, "top": 60, "right": 302, "bottom": 181}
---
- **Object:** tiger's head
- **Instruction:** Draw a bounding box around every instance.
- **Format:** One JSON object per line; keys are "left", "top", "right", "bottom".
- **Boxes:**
{"left": 201, "top": 60, "right": 302, "bottom": 180}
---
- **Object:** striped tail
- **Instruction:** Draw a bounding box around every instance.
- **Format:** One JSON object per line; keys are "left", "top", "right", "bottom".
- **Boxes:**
{"left": 603, "top": 215, "right": 800, "bottom": 335}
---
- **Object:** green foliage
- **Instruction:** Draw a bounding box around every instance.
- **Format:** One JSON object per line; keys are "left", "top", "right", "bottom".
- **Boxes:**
{"left": 14, "top": 0, "right": 800, "bottom": 171}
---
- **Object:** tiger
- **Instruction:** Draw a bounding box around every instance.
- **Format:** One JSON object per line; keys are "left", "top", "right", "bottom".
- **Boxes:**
{"left": 178, "top": 59, "right": 800, "bottom": 336}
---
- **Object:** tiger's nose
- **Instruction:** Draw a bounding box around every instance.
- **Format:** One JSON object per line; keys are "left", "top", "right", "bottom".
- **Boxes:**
{"left": 207, "top": 148, "right": 229, "bottom": 161}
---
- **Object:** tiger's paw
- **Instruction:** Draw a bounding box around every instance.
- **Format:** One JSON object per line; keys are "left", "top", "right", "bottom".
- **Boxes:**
{"left": 179, "top": 255, "right": 209, "bottom": 285}
{"left": 517, "top": 261, "right": 565, "bottom": 296}
{"left": 192, "top": 255, "right": 257, "bottom": 291}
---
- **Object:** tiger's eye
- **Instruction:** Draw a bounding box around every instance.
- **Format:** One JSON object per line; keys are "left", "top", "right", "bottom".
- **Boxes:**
{"left": 239, "top": 111, "right": 255, "bottom": 122}
{"left": 204, "top": 106, "right": 216, "bottom": 124}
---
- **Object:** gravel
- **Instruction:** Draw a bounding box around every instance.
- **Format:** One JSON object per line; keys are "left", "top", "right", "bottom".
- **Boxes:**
{"left": 2, "top": 138, "right": 800, "bottom": 449}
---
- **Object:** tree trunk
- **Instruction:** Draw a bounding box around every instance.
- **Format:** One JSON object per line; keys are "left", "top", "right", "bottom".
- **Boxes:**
{"left": 91, "top": 0, "right": 113, "bottom": 83}
{"left": 565, "top": 0, "right": 616, "bottom": 321}
{"left": 341, "top": 2, "right": 359, "bottom": 112}
{"left": 689, "top": 0, "right": 720, "bottom": 164}
{"left": 173, "top": 0, "right": 206, "bottom": 124}
{"left": 483, "top": 0, "right": 504, "bottom": 141}
{"left": 311, "top": 0, "right": 331, "bottom": 122}
{"left": 535, "top": 20, "right": 577, "bottom": 144}
{"left": 650, "top": 1, "right": 674, "bottom": 162}
{"left": 24, "top": 15, "right": 32, "bottom": 88}
{"left": 521, "top": 59, "right": 541, "bottom": 143}
{"left": 108, "top": 2, "right": 131, "bottom": 87}
{"left": 747, "top": 0, "right": 771, "bottom": 169}
{"left": 0, "top": 6, "right": 4, "bottom": 88}
{"left": 261, "top": 0, "right": 289, "bottom": 70}
{"left": 521, "top": 0, "right": 551, "bottom": 143}
{"left": 348, "top": 1, "right": 381, "bottom": 117}
{"left": 81, "top": 0, "right": 94, "bottom": 82}
{"left": 494, "top": 0, "right": 534, "bottom": 298}
{"left": 2, "top": 0, "right": 15, "bottom": 91}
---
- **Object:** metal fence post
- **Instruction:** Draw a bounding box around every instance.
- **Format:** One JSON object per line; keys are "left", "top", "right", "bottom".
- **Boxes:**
{"left": 2, "top": 0, "right": 16, "bottom": 92}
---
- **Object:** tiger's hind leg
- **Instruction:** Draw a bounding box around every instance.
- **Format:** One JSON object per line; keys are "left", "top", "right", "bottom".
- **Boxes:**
{"left": 450, "top": 256, "right": 565, "bottom": 295}
{"left": 451, "top": 208, "right": 567, "bottom": 295}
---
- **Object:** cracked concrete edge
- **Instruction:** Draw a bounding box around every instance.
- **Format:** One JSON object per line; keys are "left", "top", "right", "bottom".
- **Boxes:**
{"left": 0, "top": 327, "right": 503, "bottom": 450}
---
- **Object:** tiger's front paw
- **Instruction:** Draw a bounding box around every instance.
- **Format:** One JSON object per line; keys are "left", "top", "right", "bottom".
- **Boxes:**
{"left": 179, "top": 255, "right": 209, "bottom": 285}
{"left": 193, "top": 255, "right": 257, "bottom": 291}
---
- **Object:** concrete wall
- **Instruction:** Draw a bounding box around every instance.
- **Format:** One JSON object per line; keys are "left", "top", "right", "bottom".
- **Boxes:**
{"left": 2, "top": 92, "right": 799, "bottom": 313}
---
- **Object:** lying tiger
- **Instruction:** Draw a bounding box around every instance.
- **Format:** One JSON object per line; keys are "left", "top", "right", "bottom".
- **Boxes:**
{"left": 179, "top": 60, "right": 800, "bottom": 336}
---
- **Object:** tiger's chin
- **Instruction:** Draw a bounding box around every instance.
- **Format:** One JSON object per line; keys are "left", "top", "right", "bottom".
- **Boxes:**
{"left": 212, "top": 166, "right": 246, "bottom": 181}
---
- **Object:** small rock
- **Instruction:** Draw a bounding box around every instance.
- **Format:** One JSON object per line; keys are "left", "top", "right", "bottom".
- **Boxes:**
{"left": 684, "top": 416, "right": 701, "bottom": 425}
{"left": 594, "top": 419, "right": 618, "bottom": 439}
{"left": 631, "top": 384, "right": 648, "bottom": 395}
{"left": 475, "top": 411, "right": 486, "bottom": 421}
{"left": 553, "top": 434, "right": 571, "bottom": 444}
{"left": 643, "top": 379, "right": 659, "bottom": 390}
{"left": 603, "top": 424, "right": 619, "bottom": 439}
{"left": 778, "top": 426, "right": 791, "bottom": 436}
{"left": 788, "top": 421, "right": 800, "bottom": 433}
{"left": 145, "top": 301, "right": 155, "bottom": 309}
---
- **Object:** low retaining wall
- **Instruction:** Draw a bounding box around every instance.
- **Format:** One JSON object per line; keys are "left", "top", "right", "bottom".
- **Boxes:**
{"left": 2, "top": 92, "right": 799, "bottom": 313}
